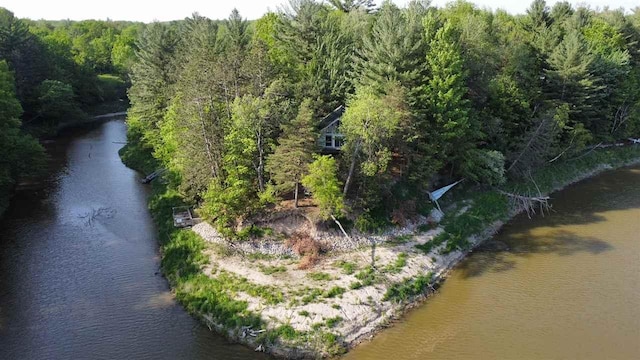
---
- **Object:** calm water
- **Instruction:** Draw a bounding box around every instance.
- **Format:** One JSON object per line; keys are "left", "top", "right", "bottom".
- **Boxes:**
{"left": 346, "top": 165, "right": 640, "bottom": 359}
{"left": 0, "top": 120, "right": 265, "bottom": 360}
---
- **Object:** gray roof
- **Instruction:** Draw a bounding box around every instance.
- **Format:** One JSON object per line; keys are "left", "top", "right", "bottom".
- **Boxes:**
{"left": 318, "top": 105, "right": 345, "bottom": 131}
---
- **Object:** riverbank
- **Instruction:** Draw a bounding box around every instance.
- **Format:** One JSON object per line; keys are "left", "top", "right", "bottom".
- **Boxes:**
{"left": 120, "top": 143, "right": 640, "bottom": 359}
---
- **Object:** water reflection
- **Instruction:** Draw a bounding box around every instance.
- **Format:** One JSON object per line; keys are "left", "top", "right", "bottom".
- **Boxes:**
{"left": 346, "top": 165, "right": 640, "bottom": 360}
{"left": 0, "top": 120, "right": 267, "bottom": 360}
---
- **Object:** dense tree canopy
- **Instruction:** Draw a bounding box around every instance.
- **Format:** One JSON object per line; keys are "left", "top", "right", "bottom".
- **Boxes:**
{"left": 121, "top": 1, "right": 640, "bottom": 235}
{"left": 0, "top": 7, "right": 141, "bottom": 217}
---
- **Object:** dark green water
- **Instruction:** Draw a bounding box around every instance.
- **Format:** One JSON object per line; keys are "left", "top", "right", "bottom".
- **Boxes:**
{"left": 0, "top": 120, "right": 266, "bottom": 359}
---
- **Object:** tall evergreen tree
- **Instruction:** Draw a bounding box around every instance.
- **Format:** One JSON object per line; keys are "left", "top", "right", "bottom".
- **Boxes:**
{"left": 266, "top": 98, "right": 316, "bottom": 207}
{"left": 127, "top": 22, "right": 177, "bottom": 150}
{"left": 424, "top": 20, "right": 480, "bottom": 178}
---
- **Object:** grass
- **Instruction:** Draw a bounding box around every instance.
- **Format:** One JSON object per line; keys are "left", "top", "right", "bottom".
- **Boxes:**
{"left": 333, "top": 260, "right": 358, "bottom": 275}
{"left": 236, "top": 225, "right": 275, "bottom": 241}
{"left": 259, "top": 264, "right": 287, "bottom": 275}
{"left": 383, "top": 273, "right": 434, "bottom": 302}
{"left": 324, "top": 286, "right": 346, "bottom": 298}
{"left": 299, "top": 288, "right": 324, "bottom": 305}
{"left": 120, "top": 142, "right": 269, "bottom": 332}
{"left": 325, "top": 316, "right": 343, "bottom": 328}
{"left": 415, "top": 147, "right": 640, "bottom": 257}
{"left": 415, "top": 191, "right": 509, "bottom": 255}
{"left": 354, "top": 266, "right": 378, "bottom": 287}
{"left": 387, "top": 234, "right": 414, "bottom": 245}
{"left": 384, "top": 252, "right": 408, "bottom": 274}
{"left": 307, "top": 272, "right": 332, "bottom": 281}
{"left": 298, "top": 310, "right": 310, "bottom": 317}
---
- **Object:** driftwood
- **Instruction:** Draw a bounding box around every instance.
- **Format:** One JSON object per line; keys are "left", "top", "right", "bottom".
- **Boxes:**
{"left": 500, "top": 191, "right": 551, "bottom": 218}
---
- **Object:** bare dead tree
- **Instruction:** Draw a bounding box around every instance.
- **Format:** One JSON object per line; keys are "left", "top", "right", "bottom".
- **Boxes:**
{"left": 499, "top": 174, "right": 551, "bottom": 218}
{"left": 611, "top": 103, "right": 630, "bottom": 135}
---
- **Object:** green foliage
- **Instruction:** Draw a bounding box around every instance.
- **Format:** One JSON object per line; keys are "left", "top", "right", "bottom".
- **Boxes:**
{"left": 354, "top": 207, "right": 390, "bottom": 233}
{"left": 0, "top": 60, "right": 46, "bottom": 216}
{"left": 36, "top": 79, "right": 85, "bottom": 125}
{"left": 383, "top": 273, "right": 434, "bottom": 302}
{"left": 258, "top": 264, "right": 287, "bottom": 275}
{"left": 341, "top": 84, "right": 408, "bottom": 177}
{"left": 266, "top": 98, "right": 316, "bottom": 206}
{"left": 354, "top": 266, "right": 378, "bottom": 287}
{"left": 274, "top": 324, "right": 299, "bottom": 340}
{"left": 333, "top": 260, "right": 358, "bottom": 275}
{"left": 325, "top": 316, "right": 343, "bottom": 328}
{"left": 388, "top": 234, "right": 414, "bottom": 244}
{"left": 96, "top": 73, "right": 126, "bottom": 101}
{"left": 300, "top": 287, "right": 324, "bottom": 305}
{"left": 307, "top": 272, "right": 332, "bottom": 281}
{"left": 385, "top": 252, "right": 408, "bottom": 274}
{"left": 302, "top": 155, "right": 345, "bottom": 220}
{"left": 324, "top": 286, "right": 346, "bottom": 298}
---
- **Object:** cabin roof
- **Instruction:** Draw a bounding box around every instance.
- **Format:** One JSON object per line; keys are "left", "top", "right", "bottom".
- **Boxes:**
{"left": 318, "top": 105, "right": 345, "bottom": 132}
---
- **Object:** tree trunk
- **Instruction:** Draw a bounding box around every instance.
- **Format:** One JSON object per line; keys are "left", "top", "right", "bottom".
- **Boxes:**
{"left": 294, "top": 182, "right": 299, "bottom": 208}
{"left": 331, "top": 214, "right": 350, "bottom": 239}
{"left": 256, "top": 130, "right": 265, "bottom": 192}
{"left": 196, "top": 101, "right": 218, "bottom": 178}
{"left": 343, "top": 140, "right": 361, "bottom": 196}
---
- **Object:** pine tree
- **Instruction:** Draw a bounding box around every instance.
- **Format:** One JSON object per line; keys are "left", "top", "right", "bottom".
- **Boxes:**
{"left": 354, "top": 1, "right": 427, "bottom": 95}
{"left": 127, "top": 22, "right": 178, "bottom": 150}
{"left": 424, "top": 20, "right": 481, "bottom": 178}
{"left": 328, "top": 0, "right": 375, "bottom": 13}
{"left": 266, "top": 98, "right": 316, "bottom": 207}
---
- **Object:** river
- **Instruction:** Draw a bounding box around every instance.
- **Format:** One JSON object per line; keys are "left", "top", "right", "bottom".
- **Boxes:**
{"left": 0, "top": 120, "right": 266, "bottom": 359}
{"left": 1, "top": 120, "right": 638, "bottom": 360}
{"left": 346, "top": 165, "right": 640, "bottom": 359}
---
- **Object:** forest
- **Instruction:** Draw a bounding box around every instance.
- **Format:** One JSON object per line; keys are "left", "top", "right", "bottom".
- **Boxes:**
{"left": 2, "top": 0, "right": 640, "bottom": 232}
{"left": 0, "top": 8, "right": 139, "bottom": 215}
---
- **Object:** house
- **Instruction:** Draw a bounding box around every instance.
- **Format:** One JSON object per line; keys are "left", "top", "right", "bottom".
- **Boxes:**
{"left": 318, "top": 105, "right": 345, "bottom": 153}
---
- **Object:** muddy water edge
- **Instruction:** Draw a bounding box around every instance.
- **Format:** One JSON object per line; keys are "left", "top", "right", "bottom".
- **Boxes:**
{"left": 345, "top": 165, "right": 640, "bottom": 360}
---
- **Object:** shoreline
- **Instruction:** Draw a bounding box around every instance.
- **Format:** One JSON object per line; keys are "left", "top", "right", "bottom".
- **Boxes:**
{"left": 343, "top": 157, "right": 640, "bottom": 353}
{"left": 122, "top": 144, "right": 640, "bottom": 359}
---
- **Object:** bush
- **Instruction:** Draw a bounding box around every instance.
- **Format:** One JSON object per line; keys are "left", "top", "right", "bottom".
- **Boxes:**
{"left": 354, "top": 209, "right": 389, "bottom": 233}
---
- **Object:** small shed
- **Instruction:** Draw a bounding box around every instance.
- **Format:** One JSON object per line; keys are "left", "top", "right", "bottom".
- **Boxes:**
{"left": 318, "top": 105, "right": 346, "bottom": 153}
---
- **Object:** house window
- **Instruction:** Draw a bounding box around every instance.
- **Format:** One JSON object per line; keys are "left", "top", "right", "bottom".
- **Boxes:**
{"left": 334, "top": 136, "right": 344, "bottom": 148}
{"left": 325, "top": 135, "right": 333, "bottom": 147}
